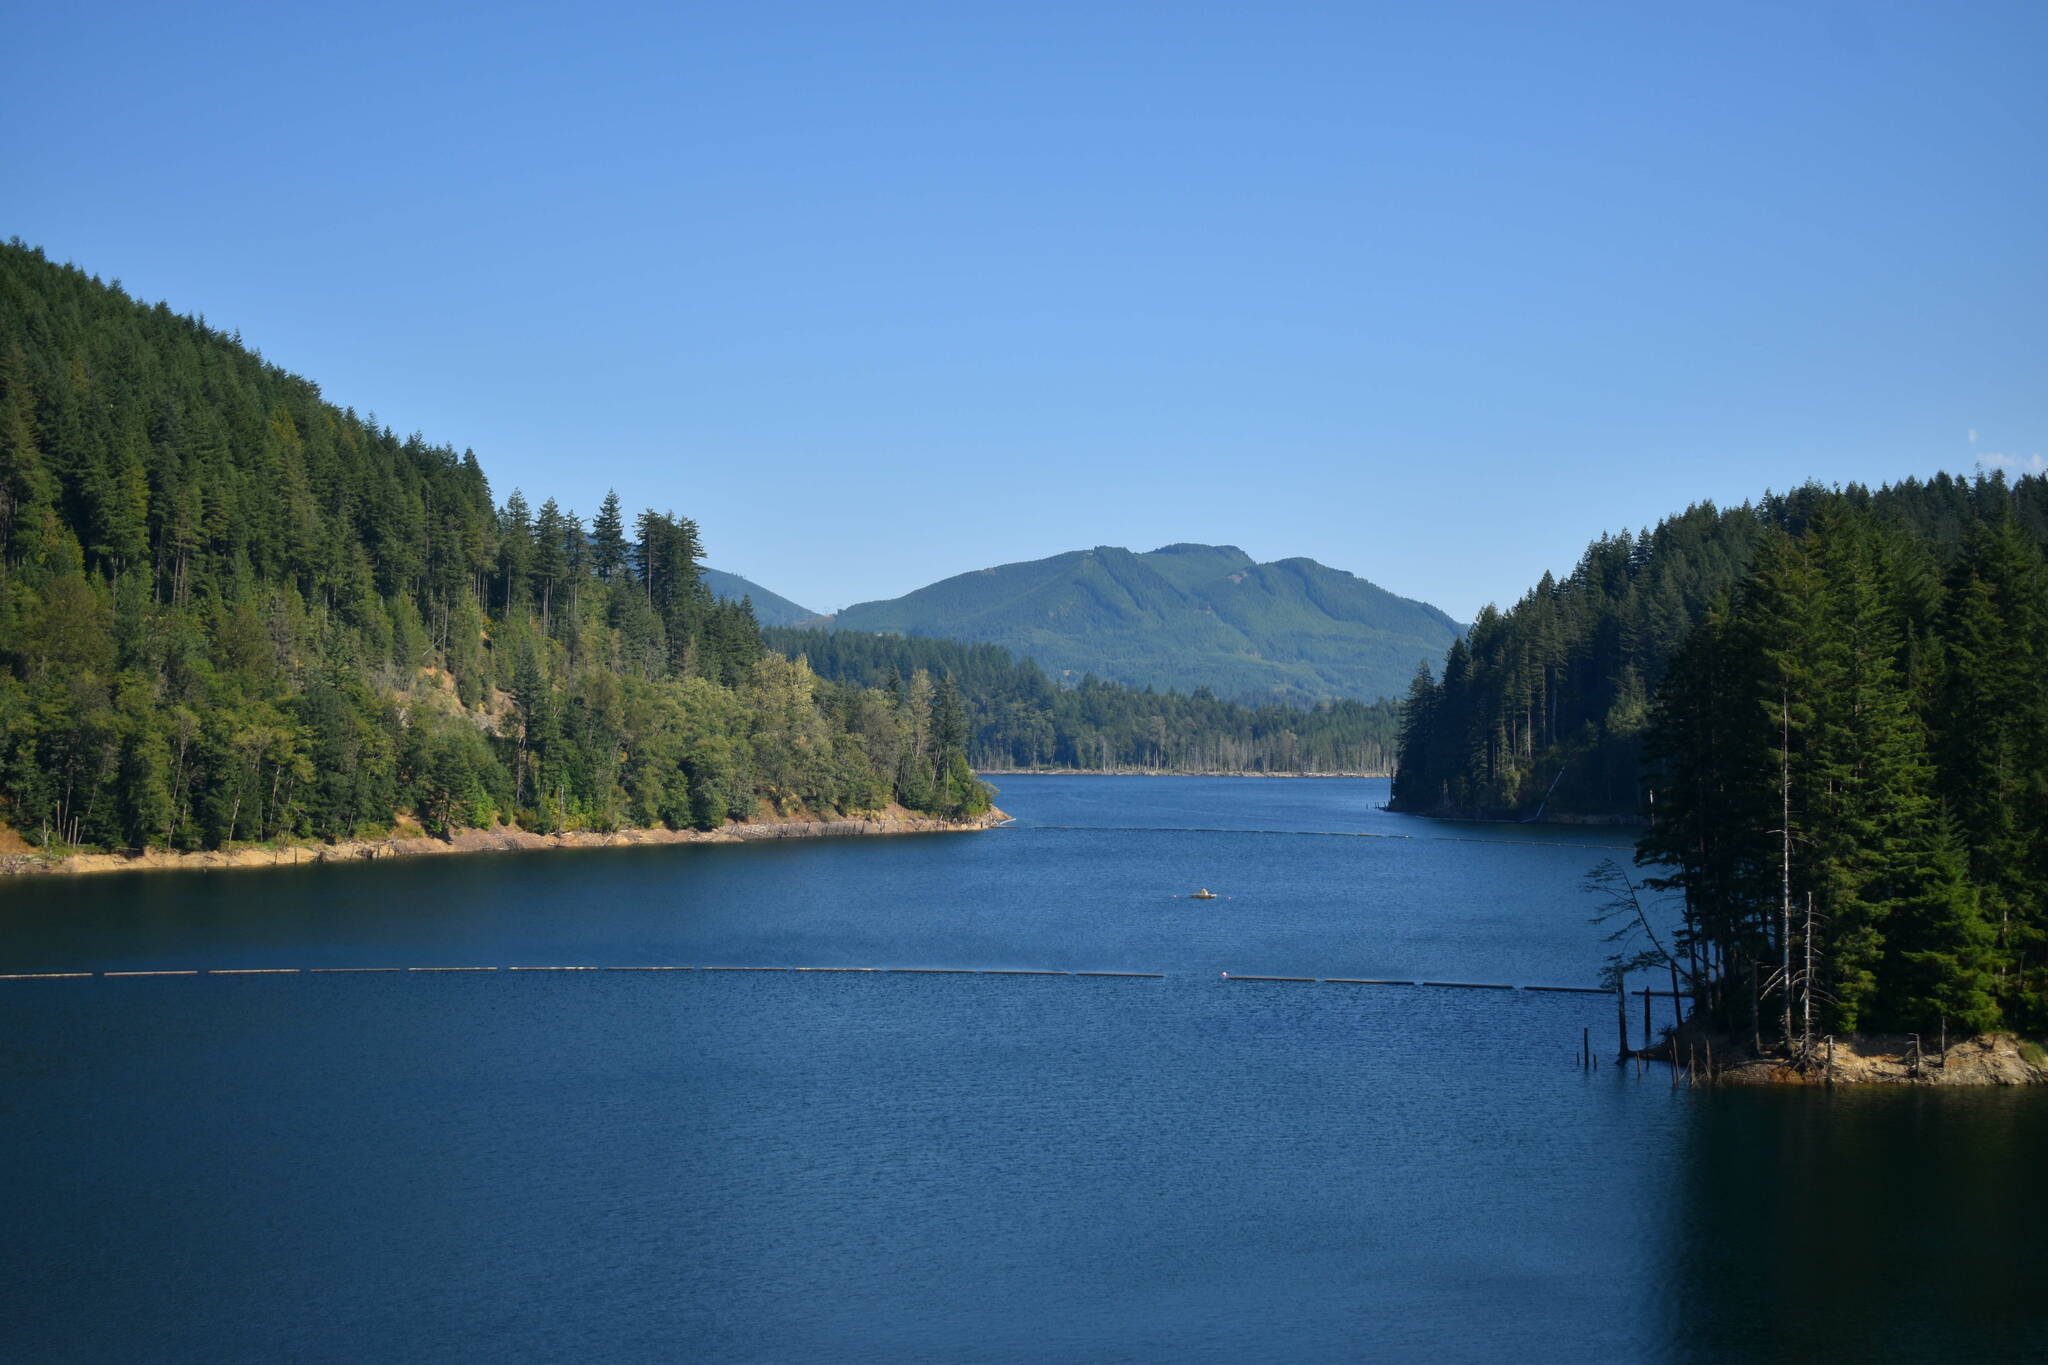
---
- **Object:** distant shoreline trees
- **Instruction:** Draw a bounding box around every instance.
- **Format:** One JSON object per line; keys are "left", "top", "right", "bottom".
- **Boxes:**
{"left": 765, "top": 628, "right": 1404, "bottom": 775}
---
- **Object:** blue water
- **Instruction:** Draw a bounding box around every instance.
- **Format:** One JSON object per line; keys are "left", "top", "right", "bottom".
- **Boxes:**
{"left": 2, "top": 777, "right": 2042, "bottom": 1362}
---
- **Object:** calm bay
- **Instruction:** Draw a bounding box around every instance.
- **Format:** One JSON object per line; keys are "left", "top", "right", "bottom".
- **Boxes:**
{"left": 3, "top": 776, "right": 2041, "bottom": 1362}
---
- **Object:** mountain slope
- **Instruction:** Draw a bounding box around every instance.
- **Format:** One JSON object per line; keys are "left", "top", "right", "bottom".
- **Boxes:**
{"left": 832, "top": 544, "right": 1461, "bottom": 703}
{"left": 0, "top": 240, "right": 991, "bottom": 854}
{"left": 701, "top": 568, "right": 816, "bottom": 626}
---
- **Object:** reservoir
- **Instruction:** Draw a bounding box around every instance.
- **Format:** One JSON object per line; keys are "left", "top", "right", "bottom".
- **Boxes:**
{"left": 3, "top": 776, "right": 2042, "bottom": 1362}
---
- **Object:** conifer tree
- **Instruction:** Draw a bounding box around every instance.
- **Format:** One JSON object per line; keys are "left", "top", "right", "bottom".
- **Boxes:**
{"left": 0, "top": 342, "right": 50, "bottom": 561}
{"left": 590, "top": 490, "right": 627, "bottom": 583}
{"left": 532, "top": 497, "right": 568, "bottom": 627}
{"left": 497, "top": 491, "right": 533, "bottom": 613}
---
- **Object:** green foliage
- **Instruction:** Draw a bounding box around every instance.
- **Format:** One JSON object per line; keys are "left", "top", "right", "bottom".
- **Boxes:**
{"left": 0, "top": 240, "right": 988, "bottom": 851}
{"left": 701, "top": 568, "right": 817, "bottom": 627}
{"left": 1392, "top": 501, "right": 1776, "bottom": 818}
{"left": 767, "top": 628, "right": 1404, "bottom": 773}
{"left": 1394, "top": 476, "right": 2048, "bottom": 822}
{"left": 831, "top": 542, "right": 1462, "bottom": 704}
{"left": 1461, "top": 477, "right": 2048, "bottom": 1040}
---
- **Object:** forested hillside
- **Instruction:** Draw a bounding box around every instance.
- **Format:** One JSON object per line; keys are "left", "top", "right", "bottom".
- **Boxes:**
{"left": 1641, "top": 494, "right": 2048, "bottom": 1036}
{"left": 0, "top": 241, "right": 987, "bottom": 855}
{"left": 1395, "top": 472, "right": 2048, "bottom": 1037}
{"left": 701, "top": 568, "right": 816, "bottom": 627}
{"left": 830, "top": 542, "right": 1461, "bottom": 704}
{"left": 767, "top": 628, "right": 1401, "bottom": 773}
{"left": 1391, "top": 475, "right": 2048, "bottom": 819}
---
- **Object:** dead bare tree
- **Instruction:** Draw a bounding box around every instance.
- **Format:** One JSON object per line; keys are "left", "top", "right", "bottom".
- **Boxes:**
{"left": 1584, "top": 858, "right": 1701, "bottom": 1058}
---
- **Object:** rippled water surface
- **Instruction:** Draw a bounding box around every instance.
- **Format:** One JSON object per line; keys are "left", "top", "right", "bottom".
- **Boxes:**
{"left": 3, "top": 777, "right": 2042, "bottom": 1362}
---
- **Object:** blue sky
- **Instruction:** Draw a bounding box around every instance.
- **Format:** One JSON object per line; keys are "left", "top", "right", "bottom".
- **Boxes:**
{"left": 11, "top": 2, "right": 2043, "bottom": 620}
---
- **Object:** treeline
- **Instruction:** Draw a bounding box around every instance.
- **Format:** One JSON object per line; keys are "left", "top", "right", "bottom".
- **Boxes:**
{"left": 1391, "top": 468, "right": 2048, "bottom": 1038}
{"left": 1391, "top": 474, "right": 2048, "bottom": 819}
{"left": 0, "top": 240, "right": 985, "bottom": 853}
{"left": 766, "top": 628, "right": 1402, "bottom": 773}
{"left": 1642, "top": 496, "right": 2047, "bottom": 1036}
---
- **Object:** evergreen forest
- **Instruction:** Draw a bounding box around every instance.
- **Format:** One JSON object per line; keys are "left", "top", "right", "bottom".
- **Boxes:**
{"left": 767, "top": 628, "right": 1402, "bottom": 773}
{"left": 1395, "top": 474, "right": 2048, "bottom": 1037}
{"left": 0, "top": 241, "right": 989, "bottom": 855}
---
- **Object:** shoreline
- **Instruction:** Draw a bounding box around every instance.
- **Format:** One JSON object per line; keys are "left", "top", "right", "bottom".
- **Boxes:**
{"left": 0, "top": 806, "right": 1010, "bottom": 879}
{"left": 1644, "top": 1026, "right": 2046, "bottom": 1087}
{"left": 1394, "top": 807, "right": 1648, "bottom": 827}
{"left": 978, "top": 769, "right": 1388, "bottom": 779}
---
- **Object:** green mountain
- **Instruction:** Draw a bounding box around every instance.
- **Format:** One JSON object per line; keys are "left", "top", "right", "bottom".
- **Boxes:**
{"left": 829, "top": 542, "right": 1462, "bottom": 703}
{"left": 701, "top": 568, "right": 816, "bottom": 626}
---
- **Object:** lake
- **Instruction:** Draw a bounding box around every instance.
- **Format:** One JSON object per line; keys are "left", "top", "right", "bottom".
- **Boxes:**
{"left": 3, "top": 776, "right": 2042, "bottom": 1362}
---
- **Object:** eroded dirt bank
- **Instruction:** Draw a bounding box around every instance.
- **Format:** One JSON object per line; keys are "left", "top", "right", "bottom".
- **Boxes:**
{"left": 0, "top": 806, "right": 1010, "bottom": 878}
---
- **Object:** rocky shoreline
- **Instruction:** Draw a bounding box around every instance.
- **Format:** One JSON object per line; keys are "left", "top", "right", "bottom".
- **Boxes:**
{"left": 0, "top": 806, "right": 1010, "bottom": 879}
{"left": 1648, "top": 1028, "right": 2047, "bottom": 1087}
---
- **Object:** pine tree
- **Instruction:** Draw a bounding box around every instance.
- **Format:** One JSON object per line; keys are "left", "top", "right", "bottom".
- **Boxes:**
{"left": 0, "top": 342, "right": 50, "bottom": 561}
{"left": 89, "top": 421, "right": 151, "bottom": 576}
{"left": 497, "top": 490, "right": 533, "bottom": 613}
{"left": 590, "top": 490, "right": 627, "bottom": 583}
{"left": 1937, "top": 515, "right": 2048, "bottom": 1024}
{"left": 1390, "top": 661, "right": 1438, "bottom": 810}
{"left": 1880, "top": 815, "right": 1998, "bottom": 1034}
{"left": 532, "top": 497, "right": 568, "bottom": 627}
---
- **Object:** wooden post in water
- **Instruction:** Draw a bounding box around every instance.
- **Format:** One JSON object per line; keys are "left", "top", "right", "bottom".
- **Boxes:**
{"left": 1642, "top": 987, "right": 1652, "bottom": 1059}
{"left": 1582, "top": 1027, "right": 1590, "bottom": 1070}
{"left": 1615, "top": 973, "right": 1629, "bottom": 1065}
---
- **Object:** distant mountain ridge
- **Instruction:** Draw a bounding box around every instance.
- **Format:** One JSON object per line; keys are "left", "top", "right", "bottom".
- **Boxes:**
{"left": 827, "top": 543, "right": 1462, "bottom": 703}
{"left": 701, "top": 569, "right": 817, "bottom": 627}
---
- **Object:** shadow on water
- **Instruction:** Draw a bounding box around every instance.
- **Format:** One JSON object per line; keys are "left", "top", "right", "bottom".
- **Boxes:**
{"left": 1660, "top": 1087, "right": 2048, "bottom": 1365}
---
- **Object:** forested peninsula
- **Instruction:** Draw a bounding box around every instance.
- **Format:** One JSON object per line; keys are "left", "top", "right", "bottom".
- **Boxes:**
{"left": 1395, "top": 473, "right": 2048, "bottom": 1059}
{"left": 0, "top": 242, "right": 994, "bottom": 872}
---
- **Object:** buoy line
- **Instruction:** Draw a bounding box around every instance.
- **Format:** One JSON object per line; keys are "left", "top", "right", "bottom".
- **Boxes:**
{"left": 6, "top": 967, "right": 1616, "bottom": 994}
{"left": 1013, "top": 824, "right": 1636, "bottom": 851}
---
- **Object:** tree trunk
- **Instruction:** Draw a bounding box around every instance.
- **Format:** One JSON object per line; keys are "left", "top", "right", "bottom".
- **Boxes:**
{"left": 1780, "top": 693, "right": 1794, "bottom": 1050}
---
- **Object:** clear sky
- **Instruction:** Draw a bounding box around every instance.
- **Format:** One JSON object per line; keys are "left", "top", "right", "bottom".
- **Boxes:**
{"left": 10, "top": 2, "right": 2043, "bottom": 621}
